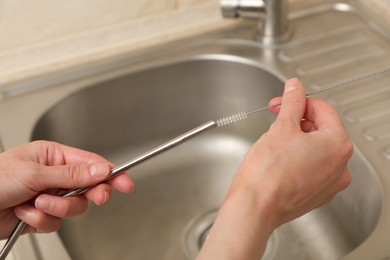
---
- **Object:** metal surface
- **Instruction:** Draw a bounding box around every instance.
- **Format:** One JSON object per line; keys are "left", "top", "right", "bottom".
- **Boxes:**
{"left": 220, "top": 0, "right": 266, "bottom": 18}
{"left": 30, "top": 59, "right": 382, "bottom": 260}
{"left": 220, "top": 0, "right": 290, "bottom": 43}
{"left": 4, "top": 66, "right": 388, "bottom": 260}
{"left": 0, "top": 2, "right": 390, "bottom": 260}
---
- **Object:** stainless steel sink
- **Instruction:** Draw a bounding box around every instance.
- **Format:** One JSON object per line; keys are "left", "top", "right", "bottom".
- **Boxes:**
{"left": 1, "top": 1, "right": 390, "bottom": 260}
{"left": 29, "top": 58, "right": 382, "bottom": 260}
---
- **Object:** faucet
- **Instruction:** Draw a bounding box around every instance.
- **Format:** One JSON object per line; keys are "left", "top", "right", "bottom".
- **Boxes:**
{"left": 220, "top": 0, "right": 291, "bottom": 44}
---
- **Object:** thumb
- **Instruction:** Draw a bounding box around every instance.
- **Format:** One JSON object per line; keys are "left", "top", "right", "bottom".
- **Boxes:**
{"left": 35, "top": 163, "right": 111, "bottom": 190}
{"left": 277, "top": 78, "right": 307, "bottom": 127}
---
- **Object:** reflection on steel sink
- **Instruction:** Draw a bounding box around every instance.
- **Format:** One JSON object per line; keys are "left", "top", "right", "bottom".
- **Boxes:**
{"left": 30, "top": 58, "right": 382, "bottom": 260}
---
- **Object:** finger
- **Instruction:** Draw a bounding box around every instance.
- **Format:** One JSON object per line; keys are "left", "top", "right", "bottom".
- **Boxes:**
{"left": 300, "top": 119, "right": 316, "bottom": 132}
{"left": 14, "top": 205, "right": 61, "bottom": 233}
{"left": 84, "top": 183, "right": 112, "bottom": 206}
{"left": 303, "top": 98, "right": 346, "bottom": 134}
{"left": 268, "top": 97, "right": 282, "bottom": 115}
{"left": 84, "top": 173, "right": 134, "bottom": 205}
{"left": 49, "top": 162, "right": 110, "bottom": 188}
{"left": 27, "top": 141, "right": 111, "bottom": 166}
{"left": 48, "top": 142, "right": 111, "bottom": 165}
{"left": 107, "top": 172, "right": 135, "bottom": 193}
{"left": 277, "top": 78, "right": 307, "bottom": 127}
{"left": 35, "top": 194, "right": 88, "bottom": 218}
{"left": 31, "top": 162, "right": 111, "bottom": 191}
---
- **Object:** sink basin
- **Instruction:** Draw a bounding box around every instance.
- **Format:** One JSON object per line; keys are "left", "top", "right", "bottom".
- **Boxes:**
{"left": 30, "top": 58, "right": 382, "bottom": 260}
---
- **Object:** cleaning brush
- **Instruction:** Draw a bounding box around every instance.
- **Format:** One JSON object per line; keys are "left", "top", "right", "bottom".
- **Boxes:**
{"left": 215, "top": 66, "right": 390, "bottom": 127}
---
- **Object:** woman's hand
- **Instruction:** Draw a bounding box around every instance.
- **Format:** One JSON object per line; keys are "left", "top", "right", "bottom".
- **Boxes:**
{"left": 198, "top": 78, "right": 352, "bottom": 260}
{"left": 0, "top": 141, "right": 134, "bottom": 239}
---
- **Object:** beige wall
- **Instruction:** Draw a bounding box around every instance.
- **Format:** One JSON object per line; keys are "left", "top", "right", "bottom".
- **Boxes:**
{"left": 0, "top": 0, "right": 330, "bottom": 53}
{"left": 0, "top": 0, "right": 210, "bottom": 53}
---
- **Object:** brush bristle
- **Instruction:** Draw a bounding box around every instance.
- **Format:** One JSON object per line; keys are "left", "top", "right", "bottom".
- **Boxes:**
{"left": 216, "top": 112, "right": 248, "bottom": 127}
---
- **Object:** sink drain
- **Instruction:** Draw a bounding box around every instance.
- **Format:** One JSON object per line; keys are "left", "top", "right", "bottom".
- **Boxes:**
{"left": 184, "top": 210, "right": 217, "bottom": 259}
{"left": 183, "top": 209, "right": 278, "bottom": 259}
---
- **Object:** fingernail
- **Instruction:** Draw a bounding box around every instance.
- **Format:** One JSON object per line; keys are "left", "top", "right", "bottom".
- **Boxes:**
{"left": 284, "top": 78, "right": 299, "bottom": 93}
{"left": 103, "top": 191, "right": 110, "bottom": 205}
{"left": 36, "top": 195, "right": 51, "bottom": 211}
{"left": 15, "top": 206, "right": 29, "bottom": 217}
{"left": 285, "top": 84, "right": 296, "bottom": 93}
{"left": 90, "top": 163, "right": 109, "bottom": 178}
{"left": 95, "top": 191, "right": 110, "bottom": 206}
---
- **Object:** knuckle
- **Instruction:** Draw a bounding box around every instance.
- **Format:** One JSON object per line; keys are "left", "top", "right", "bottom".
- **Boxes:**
{"left": 30, "top": 140, "right": 52, "bottom": 149}
{"left": 23, "top": 163, "right": 46, "bottom": 191}
{"left": 329, "top": 134, "right": 353, "bottom": 162}
{"left": 63, "top": 164, "right": 81, "bottom": 183}
{"left": 66, "top": 196, "right": 88, "bottom": 217}
{"left": 271, "top": 117, "right": 298, "bottom": 133}
{"left": 78, "top": 198, "right": 89, "bottom": 214}
{"left": 337, "top": 136, "right": 354, "bottom": 160}
{"left": 51, "top": 220, "right": 62, "bottom": 232}
{"left": 36, "top": 215, "right": 62, "bottom": 233}
{"left": 57, "top": 205, "right": 71, "bottom": 218}
{"left": 316, "top": 99, "right": 331, "bottom": 109}
{"left": 339, "top": 171, "right": 352, "bottom": 191}
{"left": 35, "top": 214, "right": 47, "bottom": 231}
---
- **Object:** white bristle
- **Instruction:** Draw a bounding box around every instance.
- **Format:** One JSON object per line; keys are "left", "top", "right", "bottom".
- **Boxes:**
{"left": 216, "top": 112, "right": 248, "bottom": 127}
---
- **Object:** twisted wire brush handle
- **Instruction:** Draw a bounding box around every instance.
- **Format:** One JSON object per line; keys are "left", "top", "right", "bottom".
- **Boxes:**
{"left": 217, "top": 66, "right": 390, "bottom": 126}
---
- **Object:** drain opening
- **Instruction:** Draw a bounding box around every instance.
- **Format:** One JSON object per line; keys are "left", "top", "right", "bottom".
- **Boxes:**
{"left": 197, "top": 223, "right": 212, "bottom": 249}
{"left": 184, "top": 210, "right": 217, "bottom": 260}
{"left": 184, "top": 209, "right": 278, "bottom": 260}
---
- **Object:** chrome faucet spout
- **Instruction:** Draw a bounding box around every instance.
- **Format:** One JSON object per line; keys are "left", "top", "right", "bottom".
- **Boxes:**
{"left": 220, "top": 0, "right": 291, "bottom": 44}
{"left": 261, "top": 0, "right": 290, "bottom": 43}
